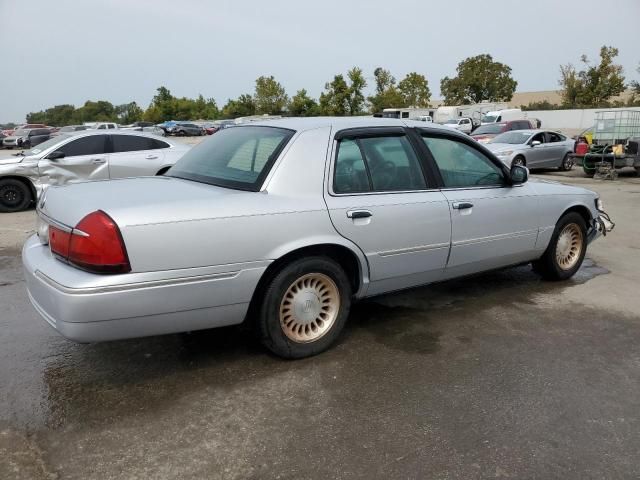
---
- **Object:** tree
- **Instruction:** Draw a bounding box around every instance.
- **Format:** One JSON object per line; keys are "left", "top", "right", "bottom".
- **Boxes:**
{"left": 319, "top": 74, "right": 350, "bottom": 116}
{"left": 398, "top": 72, "right": 431, "bottom": 107}
{"left": 115, "top": 102, "right": 143, "bottom": 124}
{"left": 346, "top": 67, "right": 367, "bottom": 115}
{"left": 26, "top": 104, "right": 76, "bottom": 126}
{"left": 559, "top": 46, "right": 626, "bottom": 107}
{"left": 368, "top": 67, "right": 410, "bottom": 113}
{"left": 288, "top": 89, "right": 319, "bottom": 116}
{"left": 221, "top": 94, "right": 256, "bottom": 118}
{"left": 72, "top": 100, "right": 117, "bottom": 123}
{"left": 373, "top": 67, "right": 396, "bottom": 95}
{"left": 254, "top": 76, "right": 288, "bottom": 115}
{"left": 145, "top": 86, "right": 176, "bottom": 121}
{"left": 440, "top": 54, "right": 517, "bottom": 105}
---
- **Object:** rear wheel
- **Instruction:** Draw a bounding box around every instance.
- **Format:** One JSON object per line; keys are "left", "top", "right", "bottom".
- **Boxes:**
{"left": 559, "top": 153, "right": 573, "bottom": 171}
{"left": 512, "top": 156, "right": 525, "bottom": 167}
{"left": 532, "top": 212, "right": 587, "bottom": 280}
{"left": 0, "top": 178, "right": 33, "bottom": 212}
{"left": 257, "top": 257, "right": 351, "bottom": 359}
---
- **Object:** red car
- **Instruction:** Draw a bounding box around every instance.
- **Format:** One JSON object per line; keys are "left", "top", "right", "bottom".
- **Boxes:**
{"left": 471, "top": 120, "right": 535, "bottom": 144}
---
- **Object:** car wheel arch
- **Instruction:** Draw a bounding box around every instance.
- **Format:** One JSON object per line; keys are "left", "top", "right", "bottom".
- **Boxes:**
{"left": 559, "top": 204, "right": 592, "bottom": 228}
{"left": 247, "top": 242, "right": 368, "bottom": 323}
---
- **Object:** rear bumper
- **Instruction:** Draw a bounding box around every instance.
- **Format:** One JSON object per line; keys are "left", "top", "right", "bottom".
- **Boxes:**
{"left": 22, "top": 235, "right": 267, "bottom": 342}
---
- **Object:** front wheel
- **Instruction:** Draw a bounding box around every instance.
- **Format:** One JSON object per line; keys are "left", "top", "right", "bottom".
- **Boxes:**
{"left": 512, "top": 156, "right": 525, "bottom": 167}
{"left": 532, "top": 212, "right": 587, "bottom": 280}
{"left": 257, "top": 257, "right": 352, "bottom": 358}
{"left": 0, "top": 178, "right": 33, "bottom": 212}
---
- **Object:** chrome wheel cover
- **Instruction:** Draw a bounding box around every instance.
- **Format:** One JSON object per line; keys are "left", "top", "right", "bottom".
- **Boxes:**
{"left": 279, "top": 273, "right": 340, "bottom": 343}
{"left": 555, "top": 223, "right": 583, "bottom": 270}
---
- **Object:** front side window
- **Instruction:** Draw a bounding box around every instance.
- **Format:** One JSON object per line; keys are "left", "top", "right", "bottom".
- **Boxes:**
{"left": 422, "top": 136, "right": 504, "bottom": 188}
{"left": 58, "top": 135, "right": 106, "bottom": 157}
{"left": 334, "top": 134, "right": 427, "bottom": 193}
{"left": 168, "top": 126, "right": 293, "bottom": 191}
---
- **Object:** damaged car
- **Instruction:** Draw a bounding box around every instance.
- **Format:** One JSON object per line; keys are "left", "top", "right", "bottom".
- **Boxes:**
{"left": 0, "top": 130, "right": 190, "bottom": 212}
{"left": 24, "top": 118, "right": 614, "bottom": 358}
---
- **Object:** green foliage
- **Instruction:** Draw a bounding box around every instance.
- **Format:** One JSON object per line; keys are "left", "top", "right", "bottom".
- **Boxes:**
{"left": 288, "top": 89, "right": 319, "bottom": 116}
{"left": 115, "top": 102, "right": 144, "bottom": 124}
{"left": 559, "top": 46, "right": 626, "bottom": 108}
{"left": 254, "top": 76, "right": 289, "bottom": 115}
{"left": 521, "top": 100, "right": 562, "bottom": 111}
{"left": 221, "top": 94, "right": 256, "bottom": 119}
{"left": 398, "top": 72, "right": 431, "bottom": 108}
{"left": 440, "top": 54, "right": 517, "bottom": 105}
{"left": 72, "top": 100, "right": 117, "bottom": 123}
{"left": 319, "top": 68, "right": 368, "bottom": 116}
{"left": 26, "top": 104, "right": 76, "bottom": 125}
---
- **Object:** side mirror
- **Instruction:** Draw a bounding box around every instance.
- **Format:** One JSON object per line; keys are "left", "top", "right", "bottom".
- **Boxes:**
{"left": 531, "top": 140, "right": 541, "bottom": 147}
{"left": 46, "top": 150, "right": 65, "bottom": 161}
{"left": 510, "top": 165, "right": 528, "bottom": 184}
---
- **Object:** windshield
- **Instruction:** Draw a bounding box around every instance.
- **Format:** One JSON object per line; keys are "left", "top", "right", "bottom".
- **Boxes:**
{"left": 13, "top": 129, "right": 30, "bottom": 137}
{"left": 167, "top": 126, "right": 294, "bottom": 191}
{"left": 22, "top": 134, "right": 72, "bottom": 156}
{"left": 490, "top": 131, "right": 532, "bottom": 144}
{"left": 444, "top": 119, "right": 458, "bottom": 124}
{"left": 481, "top": 115, "right": 498, "bottom": 123}
{"left": 473, "top": 124, "right": 505, "bottom": 135}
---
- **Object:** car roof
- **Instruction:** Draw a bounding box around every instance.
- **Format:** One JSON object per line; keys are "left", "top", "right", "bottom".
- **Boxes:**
{"left": 63, "top": 129, "right": 188, "bottom": 147}
{"left": 235, "top": 116, "right": 463, "bottom": 136}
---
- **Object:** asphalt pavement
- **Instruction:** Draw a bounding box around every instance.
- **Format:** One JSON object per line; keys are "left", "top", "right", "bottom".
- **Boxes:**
{"left": 1, "top": 170, "right": 640, "bottom": 479}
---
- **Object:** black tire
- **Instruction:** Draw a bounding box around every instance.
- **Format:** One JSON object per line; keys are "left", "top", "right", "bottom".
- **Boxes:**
{"left": 532, "top": 212, "right": 587, "bottom": 281}
{"left": 0, "top": 178, "right": 33, "bottom": 213}
{"left": 559, "top": 153, "right": 573, "bottom": 171}
{"left": 257, "top": 256, "right": 352, "bottom": 359}
{"left": 512, "top": 156, "right": 525, "bottom": 167}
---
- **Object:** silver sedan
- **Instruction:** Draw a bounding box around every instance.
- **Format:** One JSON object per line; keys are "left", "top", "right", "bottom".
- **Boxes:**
{"left": 0, "top": 130, "right": 190, "bottom": 212}
{"left": 23, "top": 118, "right": 612, "bottom": 358}
{"left": 486, "top": 130, "right": 575, "bottom": 170}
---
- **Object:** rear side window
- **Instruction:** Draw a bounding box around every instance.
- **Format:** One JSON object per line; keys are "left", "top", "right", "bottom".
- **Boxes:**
{"left": 421, "top": 136, "right": 504, "bottom": 188}
{"left": 334, "top": 135, "right": 427, "bottom": 193}
{"left": 112, "top": 135, "right": 168, "bottom": 152}
{"left": 59, "top": 135, "right": 106, "bottom": 157}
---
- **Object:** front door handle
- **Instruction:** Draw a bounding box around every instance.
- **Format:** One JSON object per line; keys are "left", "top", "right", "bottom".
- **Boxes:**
{"left": 347, "top": 209, "right": 372, "bottom": 219}
{"left": 145, "top": 155, "right": 159, "bottom": 160}
{"left": 452, "top": 202, "right": 473, "bottom": 210}
{"left": 90, "top": 158, "right": 106, "bottom": 164}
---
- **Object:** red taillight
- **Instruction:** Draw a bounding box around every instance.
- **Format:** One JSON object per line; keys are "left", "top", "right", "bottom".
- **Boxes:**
{"left": 49, "top": 225, "right": 71, "bottom": 259}
{"left": 48, "top": 211, "right": 131, "bottom": 274}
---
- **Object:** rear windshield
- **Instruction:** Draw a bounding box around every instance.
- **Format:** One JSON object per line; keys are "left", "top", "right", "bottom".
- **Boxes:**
{"left": 167, "top": 126, "right": 294, "bottom": 191}
{"left": 473, "top": 124, "right": 505, "bottom": 135}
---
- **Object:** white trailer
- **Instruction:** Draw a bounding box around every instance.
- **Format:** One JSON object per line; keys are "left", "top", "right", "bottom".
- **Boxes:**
{"left": 382, "top": 108, "right": 437, "bottom": 121}
{"left": 434, "top": 102, "right": 508, "bottom": 126}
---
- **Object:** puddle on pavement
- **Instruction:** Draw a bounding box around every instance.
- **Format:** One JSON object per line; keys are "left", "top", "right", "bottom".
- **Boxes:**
{"left": 0, "top": 256, "right": 610, "bottom": 432}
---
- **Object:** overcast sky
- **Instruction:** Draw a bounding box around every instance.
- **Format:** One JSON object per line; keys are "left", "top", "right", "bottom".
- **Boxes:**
{"left": 1, "top": 0, "right": 639, "bottom": 123}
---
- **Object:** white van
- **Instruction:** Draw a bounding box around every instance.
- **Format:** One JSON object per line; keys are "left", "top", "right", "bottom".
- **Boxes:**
{"left": 481, "top": 109, "right": 523, "bottom": 125}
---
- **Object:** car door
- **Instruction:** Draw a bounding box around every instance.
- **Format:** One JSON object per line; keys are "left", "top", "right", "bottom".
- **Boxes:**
{"left": 524, "top": 132, "right": 548, "bottom": 168}
{"left": 543, "top": 132, "right": 567, "bottom": 167}
{"left": 418, "top": 131, "right": 539, "bottom": 280}
{"left": 324, "top": 127, "right": 451, "bottom": 296}
{"left": 108, "top": 134, "right": 168, "bottom": 178}
{"left": 38, "top": 134, "right": 110, "bottom": 185}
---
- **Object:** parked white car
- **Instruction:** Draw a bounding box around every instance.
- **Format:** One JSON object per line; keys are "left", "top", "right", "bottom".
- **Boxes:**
{"left": 443, "top": 117, "right": 473, "bottom": 134}
{"left": 0, "top": 131, "right": 190, "bottom": 212}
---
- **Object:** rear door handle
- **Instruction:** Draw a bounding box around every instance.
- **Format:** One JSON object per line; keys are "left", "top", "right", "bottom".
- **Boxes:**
{"left": 452, "top": 202, "right": 473, "bottom": 210}
{"left": 347, "top": 209, "right": 372, "bottom": 219}
{"left": 145, "top": 155, "right": 159, "bottom": 160}
{"left": 90, "top": 158, "right": 106, "bottom": 164}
